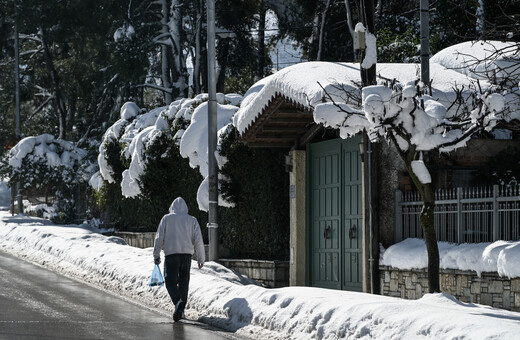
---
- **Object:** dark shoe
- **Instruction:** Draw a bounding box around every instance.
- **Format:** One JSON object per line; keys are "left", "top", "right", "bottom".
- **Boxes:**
{"left": 173, "top": 310, "right": 181, "bottom": 322}
{"left": 173, "top": 300, "right": 183, "bottom": 322}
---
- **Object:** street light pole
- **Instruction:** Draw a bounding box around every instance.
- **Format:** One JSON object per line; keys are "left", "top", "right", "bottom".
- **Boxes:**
{"left": 207, "top": 0, "right": 219, "bottom": 261}
{"left": 14, "top": 2, "right": 23, "bottom": 214}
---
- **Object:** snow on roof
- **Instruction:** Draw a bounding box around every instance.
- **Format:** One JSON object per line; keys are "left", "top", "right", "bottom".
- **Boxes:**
{"left": 234, "top": 57, "right": 486, "bottom": 137}
{"left": 233, "top": 62, "right": 361, "bottom": 135}
{"left": 431, "top": 40, "right": 520, "bottom": 83}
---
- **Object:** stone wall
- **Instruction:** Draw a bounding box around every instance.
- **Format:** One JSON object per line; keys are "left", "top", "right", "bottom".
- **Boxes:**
{"left": 113, "top": 232, "right": 290, "bottom": 289}
{"left": 113, "top": 232, "right": 156, "bottom": 248}
{"left": 219, "top": 259, "right": 290, "bottom": 288}
{"left": 380, "top": 266, "right": 520, "bottom": 312}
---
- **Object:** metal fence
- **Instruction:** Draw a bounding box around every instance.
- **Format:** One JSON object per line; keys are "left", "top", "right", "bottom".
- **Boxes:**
{"left": 395, "top": 185, "right": 520, "bottom": 243}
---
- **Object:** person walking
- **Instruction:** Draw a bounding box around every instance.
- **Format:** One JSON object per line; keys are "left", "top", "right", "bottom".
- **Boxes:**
{"left": 153, "top": 197, "right": 205, "bottom": 322}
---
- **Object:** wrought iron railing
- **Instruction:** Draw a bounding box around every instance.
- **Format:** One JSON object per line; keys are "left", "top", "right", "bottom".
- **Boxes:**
{"left": 395, "top": 185, "right": 520, "bottom": 243}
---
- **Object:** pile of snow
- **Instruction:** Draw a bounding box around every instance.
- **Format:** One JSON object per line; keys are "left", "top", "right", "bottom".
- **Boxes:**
{"left": 381, "top": 238, "right": 520, "bottom": 278}
{"left": 1, "top": 212, "right": 519, "bottom": 340}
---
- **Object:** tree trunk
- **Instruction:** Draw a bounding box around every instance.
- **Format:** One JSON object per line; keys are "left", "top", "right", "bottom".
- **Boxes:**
{"left": 170, "top": 0, "right": 189, "bottom": 99}
{"left": 317, "top": 0, "right": 331, "bottom": 61}
{"left": 476, "top": 0, "right": 485, "bottom": 39}
{"left": 161, "top": 0, "right": 173, "bottom": 104}
{"left": 360, "top": 0, "right": 376, "bottom": 86}
{"left": 39, "top": 27, "right": 67, "bottom": 139}
{"left": 419, "top": 182, "right": 440, "bottom": 293}
{"left": 257, "top": 0, "right": 266, "bottom": 80}
{"left": 405, "top": 156, "right": 441, "bottom": 293}
{"left": 344, "top": 0, "right": 356, "bottom": 56}
{"left": 193, "top": 0, "right": 203, "bottom": 95}
{"left": 216, "top": 39, "right": 229, "bottom": 93}
{"left": 66, "top": 95, "right": 76, "bottom": 138}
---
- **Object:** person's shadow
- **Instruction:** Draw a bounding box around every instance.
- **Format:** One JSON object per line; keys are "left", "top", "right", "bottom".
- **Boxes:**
{"left": 199, "top": 297, "right": 253, "bottom": 332}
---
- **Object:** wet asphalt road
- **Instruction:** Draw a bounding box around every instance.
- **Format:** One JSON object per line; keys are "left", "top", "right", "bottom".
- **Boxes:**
{"left": 0, "top": 250, "right": 235, "bottom": 340}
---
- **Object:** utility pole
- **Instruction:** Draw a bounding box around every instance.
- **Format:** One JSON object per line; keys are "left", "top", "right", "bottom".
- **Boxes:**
{"left": 420, "top": 0, "right": 430, "bottom": 86}
{"left": 360, "top": 0, "right": 376, "bottom": 86}
{"left": 359, "top": 0, "right": 376, "bottom": 294}
{"left": 14, "top": 2, "right": 23, "bottom": 214}
{"left": 207, "top": 0, "right": 219, "bottom": 261}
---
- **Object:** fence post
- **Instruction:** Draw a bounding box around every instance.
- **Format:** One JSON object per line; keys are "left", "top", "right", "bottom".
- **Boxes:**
{"left": 457, "top": 187, "right": 463, "bottom": 243}
{"left": 395, "top": 190, "right": 403, "bottom": 242}
{"left": 493, "top": 184, "right": 499, "bottom": 241}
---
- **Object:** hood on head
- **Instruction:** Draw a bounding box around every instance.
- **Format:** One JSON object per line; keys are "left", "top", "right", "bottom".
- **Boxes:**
{"left": 169, "top": 197, "right": 188, "bottom": 214}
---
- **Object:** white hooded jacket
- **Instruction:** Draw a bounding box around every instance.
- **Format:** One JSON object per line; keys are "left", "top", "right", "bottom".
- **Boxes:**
{"left": 153, "top": 197, "right": 205, "bottom": 264}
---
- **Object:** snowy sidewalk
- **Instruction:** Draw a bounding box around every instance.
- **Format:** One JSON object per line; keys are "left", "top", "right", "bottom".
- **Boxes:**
{"left": 1, "top": 211, "right": 520, "bottom": 340}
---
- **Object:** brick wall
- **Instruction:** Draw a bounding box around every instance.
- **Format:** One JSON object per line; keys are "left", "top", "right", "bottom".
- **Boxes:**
{"left": 380, "top": 266, "right": 520, "bottom": 312}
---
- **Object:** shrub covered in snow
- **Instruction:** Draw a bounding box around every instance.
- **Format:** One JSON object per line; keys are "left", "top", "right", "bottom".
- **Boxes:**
{"left": 6, "top": 134, "right": 94, "bottom": 222}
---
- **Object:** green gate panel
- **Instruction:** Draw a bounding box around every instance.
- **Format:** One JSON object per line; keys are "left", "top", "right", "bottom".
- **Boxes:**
{"left": 308, "top": 136, "right": 362, "bottom": 292}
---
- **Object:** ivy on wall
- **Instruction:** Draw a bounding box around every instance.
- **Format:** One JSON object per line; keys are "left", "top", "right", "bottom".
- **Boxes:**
{"left": 219, "top": 128, "right": 290, "bottom": 261}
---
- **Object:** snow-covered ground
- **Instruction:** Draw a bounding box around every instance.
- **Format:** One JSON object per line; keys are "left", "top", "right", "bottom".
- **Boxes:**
{"left": 381, "top": 238, "right": 520, "bottom": 278}
{"left": 1, "top": 186, "right": 519, "bottom": 339}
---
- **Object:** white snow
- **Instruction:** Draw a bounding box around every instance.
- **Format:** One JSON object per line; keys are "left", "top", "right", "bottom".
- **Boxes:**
{"left": 381, "top": 238, "right": 520, "bottom": 278}
{"left": 235, "top": 41, "right": 520, "bottom": 155}
{"left": 233, "top": 62, "right": 362, "bottom": 135}
{"left": 0, "top": 210, "right": 519, "bottom": 340}
{"left": 94, "top": 94, "right": 240, "bottom": 210}
{"left": 410, "top": 160, "right": 432, "bottom": 184}
{"left": 430, "top": 41, "right": 520, "bottom": 84}
{"left": 9, "top": 134, "right": 87, "bottom": 170}
{"left": 234, "top": 60, "right": 488, "bottom": 140}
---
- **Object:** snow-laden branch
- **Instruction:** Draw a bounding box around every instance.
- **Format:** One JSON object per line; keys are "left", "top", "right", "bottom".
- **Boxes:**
{"left": 315, "top": 76, "right": 516, "bottom": 155}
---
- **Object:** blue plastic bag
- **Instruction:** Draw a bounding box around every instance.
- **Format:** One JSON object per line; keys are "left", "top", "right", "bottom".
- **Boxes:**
{"left": 148, "top": 264, "right": 165, "bottom": 287}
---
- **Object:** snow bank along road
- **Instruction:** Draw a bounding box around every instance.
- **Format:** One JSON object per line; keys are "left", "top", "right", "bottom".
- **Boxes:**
{"left": 1, "top": 212, "right": 520, "bottom": 340}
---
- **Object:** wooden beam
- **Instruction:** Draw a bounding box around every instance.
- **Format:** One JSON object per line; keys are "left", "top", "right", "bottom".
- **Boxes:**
{"left": 298, "top": 123, "right": 323, "bottom": 147}
{"left": 262, "top": 117, "right": 312, "bottom": 124}
{"left": 246, "top": 141, "right": 294, "bottom": 148}
{"left": 255, "top": 132, "right": 302, "bottom": 139}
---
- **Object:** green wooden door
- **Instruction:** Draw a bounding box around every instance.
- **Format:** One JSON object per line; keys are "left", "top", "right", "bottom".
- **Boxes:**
{"left": 308, "top": 136, "right": 362, "bottom": 291}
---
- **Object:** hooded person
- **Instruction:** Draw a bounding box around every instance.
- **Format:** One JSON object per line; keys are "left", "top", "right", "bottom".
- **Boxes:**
{"left": 153, "top": 197, "right": 205, "bottom": 322}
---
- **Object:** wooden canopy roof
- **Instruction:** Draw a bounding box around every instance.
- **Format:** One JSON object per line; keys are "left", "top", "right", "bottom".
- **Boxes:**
{"left": 238, "top": 93, "right": 322, "bottom": 149}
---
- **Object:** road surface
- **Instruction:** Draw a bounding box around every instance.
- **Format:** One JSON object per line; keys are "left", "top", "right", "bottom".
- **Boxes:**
{"left": 0, "top": 250, "right": 237, "bottom": 340}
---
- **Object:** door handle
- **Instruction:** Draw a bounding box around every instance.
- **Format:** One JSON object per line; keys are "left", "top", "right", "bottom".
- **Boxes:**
{"left": 323, "top": 226, "right": 331, "bottom": 239}
{"left": 349, "top": 225, "right": 356, "bottom": 240}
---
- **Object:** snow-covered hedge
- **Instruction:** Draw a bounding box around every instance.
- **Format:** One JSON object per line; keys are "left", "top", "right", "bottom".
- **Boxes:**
{"left": 94, "top": 93, "right": 242, "bottom": 212}
{"left": 7, "top": 134, "right": 94, "bottom": 221}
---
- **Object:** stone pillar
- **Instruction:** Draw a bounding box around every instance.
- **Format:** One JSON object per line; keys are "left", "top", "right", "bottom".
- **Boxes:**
{"left": 289, "top": 150, "right": 306, "bottom": 286}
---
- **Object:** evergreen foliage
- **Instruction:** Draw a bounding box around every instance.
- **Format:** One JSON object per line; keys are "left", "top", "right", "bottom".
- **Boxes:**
{"left": 219, "top": 127, "right": 290, "bottom": 260}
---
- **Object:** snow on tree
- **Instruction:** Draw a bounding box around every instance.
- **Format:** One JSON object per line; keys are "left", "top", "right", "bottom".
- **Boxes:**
{"left": 7, "top": 134, "right": 94, "bottom": 221}
{"left": 93, "top": 93, "right": 242, "bottom": 211}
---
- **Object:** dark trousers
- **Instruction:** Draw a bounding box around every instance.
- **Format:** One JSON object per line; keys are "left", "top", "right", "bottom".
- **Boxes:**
{"left": 164, "top": 254, "right": 191, "bottom": 312}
